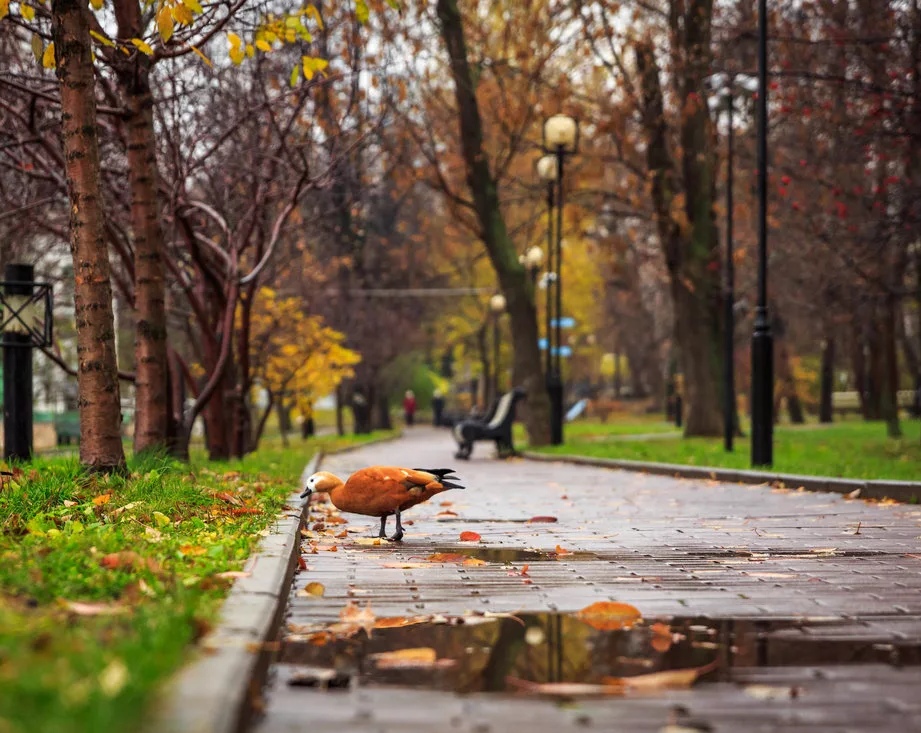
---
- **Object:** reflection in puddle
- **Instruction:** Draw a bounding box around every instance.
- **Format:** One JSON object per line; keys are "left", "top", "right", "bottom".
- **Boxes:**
{"left": 282, "top": 614, "right": 921, "bottom": 693}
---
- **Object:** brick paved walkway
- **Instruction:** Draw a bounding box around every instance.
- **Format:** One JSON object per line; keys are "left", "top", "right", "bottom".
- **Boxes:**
{"left": 254, "top": 427, "right": 921, "bottom": 732}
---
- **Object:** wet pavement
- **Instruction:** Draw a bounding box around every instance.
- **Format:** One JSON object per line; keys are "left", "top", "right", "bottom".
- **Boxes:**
{"left": 253, "top": 427, "right": 921, "bottom": 732}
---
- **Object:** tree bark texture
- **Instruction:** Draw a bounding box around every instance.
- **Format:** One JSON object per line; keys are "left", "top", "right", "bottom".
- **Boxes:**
{"left": 636, "top": 20, "right": 726, "bottom": 437}
{"left": 114, "top": 0, "right": 169, "bottom": 455}
{"left": 819, "top": 336, "right": 835, "bottom": 423}
{"left": 436, "top": 0, "right": 551, "bottom": 446}
{"left": 52, "top": 0, "right": 126, "bottom": 472}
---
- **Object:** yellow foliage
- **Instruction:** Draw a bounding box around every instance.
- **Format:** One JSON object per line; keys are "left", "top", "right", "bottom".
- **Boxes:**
{"left": 248, "top": 288, "right": 360, "bottom": 417}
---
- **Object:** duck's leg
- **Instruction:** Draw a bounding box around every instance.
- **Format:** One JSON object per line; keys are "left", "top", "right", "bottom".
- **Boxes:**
{"left": 378, "top": 515, "right": 388, "bottom": 539}
{"left": 390, "top": 508, "right": 405, "bottom": 542}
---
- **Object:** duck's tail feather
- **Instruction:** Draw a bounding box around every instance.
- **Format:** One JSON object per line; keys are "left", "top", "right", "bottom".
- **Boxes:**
{"left": 415, "top": 467, "right": 465, "bottom": 491}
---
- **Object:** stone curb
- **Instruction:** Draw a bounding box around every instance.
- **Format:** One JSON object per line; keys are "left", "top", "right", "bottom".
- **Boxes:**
{"left": 148, "top": 453, "right": 320, "bottom": 733}
{"left": 521, "top": 451, "right": 921, "bottom": 503}
{"left": 147, "top": 432, "right": 403, "bottom": 733}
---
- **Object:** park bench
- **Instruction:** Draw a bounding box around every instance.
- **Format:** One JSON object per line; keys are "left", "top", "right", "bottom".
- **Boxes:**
{"left": 452, "top": 387, "right": 526, "bottom": 460}
{"left": 53, "top": 411, "right": 80, "bottom": 445}
{"left": 832, "top": 390, "right": 917, "bottom": 416}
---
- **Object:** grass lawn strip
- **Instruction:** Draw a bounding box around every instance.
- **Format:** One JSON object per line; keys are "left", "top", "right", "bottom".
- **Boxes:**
{"left": 0, "top": 431, "right": 392, "bottom": 733}
{"left": 528, "top": 420, "right": 921, "bottom": 482}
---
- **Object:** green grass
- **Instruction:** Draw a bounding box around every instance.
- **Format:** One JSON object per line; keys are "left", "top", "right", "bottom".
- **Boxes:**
{"left": 528, "top": 419, "right": 921, "bottom": 481}
{"left": 0, "top": 430, "right": 393, "bottom": 733}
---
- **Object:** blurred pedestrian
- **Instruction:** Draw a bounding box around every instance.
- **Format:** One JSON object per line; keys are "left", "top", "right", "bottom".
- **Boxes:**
{"left": 432, "top": 389, "right": 445, "bottom": 426}
{"left": 403, "top": 389, "right": 417, "bottom": 426}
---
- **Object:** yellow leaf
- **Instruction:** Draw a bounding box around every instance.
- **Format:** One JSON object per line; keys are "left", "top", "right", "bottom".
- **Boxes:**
{"left": 0, "top": 0, "right": 9, "bottom": 20}
{"left": 156, "top": 6, "right": 173, "bottom": 42}
{"left": 41, "top": 40, "right": 54, "bottom": 68}
{"left": 30, "top": 33, "right": 42, "bottom": 62}
{"left": 152, "top": 510, "right": 170, "bottom": 527}
{"left": 301, "top": 55, "right": 328, "bottom": 80}
{"left": 297, "top": 581, "right": 325, "bottom": 597}
{"left": 305, "top": 4, "right": 323, "bottom": 29}
{"left": 255, "top": 39, "right": 271, "bottom": 52}
{"left": 170, "top": 4, "right": 192, "bottom": 25}
{"left": 229, "top": 46, "right": 244, "bottom": 64}
{"left": 574, "top": 601, "right": 642, "bottom": 631}
{"left": 289, "top": 64, "right": 300, "bottom": 87}
{"left": 131, "top": 38, "right": 154, "bottom": 56}
{"left": 90, "top": 29, "right": 115, "bottom": 47}
{"left": 369, "top": 647, "right": 437, "bottom": 669}
{"left": 189, "top": 44, "right": 211, "bottom": 66}
{"left": 226, "top": 31, "right": 242, "bottom": 48}
{"left": 354, "top": 0, "right": 368, "bottom": 23}
{"left": 181, "top": 0, "right": 201, "bottom": 12}
{"left": 89, "top": 0, "right": 102, "bottom": 9}
{"left": 21, "top": 2, "right": 35, "bottom": 20}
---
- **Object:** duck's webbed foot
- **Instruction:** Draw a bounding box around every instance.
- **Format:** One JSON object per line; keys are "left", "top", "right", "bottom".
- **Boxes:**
{"left": 389, "top": 508, "right": 404, "bottom": 542}
{"left": 377, "top": 515, "right": 388, "bottom": 539}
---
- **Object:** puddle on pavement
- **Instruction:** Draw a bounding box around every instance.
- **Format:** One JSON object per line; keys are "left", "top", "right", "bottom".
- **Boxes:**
{"left": 426, "top": 546, "right": 597, "bottom": 563}
{"left": 281, "top": 613, "right": 921, "bottom": 693}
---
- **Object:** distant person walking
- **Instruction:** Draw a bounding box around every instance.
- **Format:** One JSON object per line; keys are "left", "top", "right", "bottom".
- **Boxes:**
{"left": 432, "top": 389, "right": 446, "bottom": 426}
{"left": 403, "top": 390, "right": 417, "bottom": 426}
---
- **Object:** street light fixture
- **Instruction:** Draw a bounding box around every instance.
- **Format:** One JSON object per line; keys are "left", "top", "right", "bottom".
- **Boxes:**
{"left": 519, "top": 245, "right": 545, "bottom": 285}
{"left": 541, "top": 114, "right": 579, "bottom": 445}
{"left": 489, "top": 293, "right": 506, "bottom": 406}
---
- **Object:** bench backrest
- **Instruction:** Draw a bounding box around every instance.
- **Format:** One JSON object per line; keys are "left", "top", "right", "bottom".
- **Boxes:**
{"left": 487, "top": 391, "right": 516, "bottom": 430}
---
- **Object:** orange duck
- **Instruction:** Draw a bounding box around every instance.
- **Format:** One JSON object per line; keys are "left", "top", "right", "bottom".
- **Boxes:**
{"left": 300, "top": 467, "right": 464, "bottom": 541}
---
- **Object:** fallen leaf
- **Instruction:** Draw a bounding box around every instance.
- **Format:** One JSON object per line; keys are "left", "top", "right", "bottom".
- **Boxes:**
{"left": 374, "top": 615, "right": 432, "bottom": 629}
{"left": 552, "top": 544, "right": 573, "bottom": 556}
{"left": 144, "top": 526, "right": 163, "bottom": 542}
{"left": 214, "top": 491, "right": 243, "bottom": 506}
{"left": 327, "top": 545, "right": 338, "bottom": 552}
{"left": 297, "top": 556, "right": 308, "bottom": 570}
{"left": 324, "top": 515, "right": 348, "bottom": 525}
{"left": 215, "top": 571, "right": 251, "bottom": 579}
{"left": 575, "top": 601, "right": 642, "bottom": 631}
{"left": 179, "top": 545, "right": 206, "bottom": 556}
{"left": 426, "top": 553, "right": 466, "bottom": 563}
{"left": 527, "top": 516, "right": 558, "bottom": 523}
{"left": 649, "top": 622, "right": 672, "bottom": 653}
{"left": 606, "top": 660, "right": 717, "bottom": 692}
{"left": 459, "top": 531, "right": 481, "bottom": 542}
{"left": 462, "top": 558, "right": 488, "bottom": 566}
{"left": 61, "top": 600, "right": 127, "bottom": 616}
{"left": 435, "top": 511, "right": 459, "bottom": 518}
{"left": 99, "top": 659, "right": 129, "bottom": 696}
{"left": 298, "top": 582, "right": 325, "bottom": 597}
{"left": 354, "top": 537, "right": 381, "bottom": 546}
{"left": 99, "top": 551, "right": 161, "bottom": 573}
{"left": 506, "top": 677, "right": 626, "bottom": 697}
{"left": 63, "top": 500, "right": 78, "bottom": 507}
{"left": 93, "top": 493, "right": 112, "bottom": 506}
{"left": 152, "top": 511, "right": 171, "bottom": 527}
{"left": 369, "top": 647, "right": 437, "bottom": 668}
{"left": 845, "top": 488, "right": 861, "bottom": 499}
{"left": 335, "top": 530, "right": 348, "bottom": 538}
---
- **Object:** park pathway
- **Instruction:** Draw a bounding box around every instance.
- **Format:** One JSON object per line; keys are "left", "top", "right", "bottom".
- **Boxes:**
{"left": 254, "top": 427, "right": 921, "bottom": 732}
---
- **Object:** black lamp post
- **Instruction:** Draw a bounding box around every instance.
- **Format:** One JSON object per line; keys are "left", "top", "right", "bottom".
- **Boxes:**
{"left": 0, "top": 263, "right": 53, "bottom": 461}
{"left": 537, "top": 154, "right": 557, "bottom": 427}
{"left": 724, "top": 84, "right": 736, "bottom": 453}
{"left": 751, "top": 0, "right": 774, "bottom": 466}
{"left": 489, "top": 293, "right": 506, "bottom": 405}
{"left": 541, "top": 114, "right": 579, "bottom": 446}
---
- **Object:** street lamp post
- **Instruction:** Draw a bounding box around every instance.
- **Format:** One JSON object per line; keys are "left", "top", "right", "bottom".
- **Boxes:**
{"left": 519, "top": 245, "right": 545, "bottom": 286}
{"left": 724, "top": 84, "right": 736, "bottom": 453}
{"left": 751, "top": 0, "right": 774, "bottom": 466}
{"left": 537, "top": 154, "right": 557, "bottom": 414}
{"left": 541, "top": 114, "right": 579, "bottom": 446}
{"left": 489, "top": 293, "right": 506, "bottom": 405}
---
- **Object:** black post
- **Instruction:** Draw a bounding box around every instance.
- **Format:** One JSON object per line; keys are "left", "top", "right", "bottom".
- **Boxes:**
{"left": 751, "top": 0, "right": 774, "bottom": 467}
{"left": 548, "top": 146, "right": 566, "bottom": 445}
{"left": 545, "top": 183, "right": 554, "bottom": 389}
{"left": 724, "top": 87, "right": 736, "bottom": 453}
{"left": 492, "top": 313, "right": 501, "bottom": 400}
{"left": 3, "top": 264, "right": 35, "bottom": 462}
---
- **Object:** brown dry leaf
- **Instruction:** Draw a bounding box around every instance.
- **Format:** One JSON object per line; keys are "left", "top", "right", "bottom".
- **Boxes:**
{"left": 327, "top": 545, "right": 338, "bottom": 552}
{"left": 439, "top": 501, "right": 453, "bottom": 507}
{"left": 214, "top": 491, "right": 243, "bottom": 506}
{"left": 298, "top": 582, "right": 325, "bottom": 597}
{"left": 506, "top": 677, "right": 626, "bottom": 697}
{"left": 426, "top": 552, "right": 467, "bottom": 563}
{"left": 61, "top": 600, "right": 128, "bottom": 616}
{"left": 63, "top": 500, "right": 78, "bottom": 507}
{"left": 93, "top": 493, "right": 112, "bottom": 506}
{"left": 335, "top": 530, "right": 348, "bottom": 539}
{"left": 435, "top": 511, "right": 459, "bottom": 518}
{"left": 324, "top": 515, "right": 348, "bottom": 525}
{"left": 297, "top": 556, "right": 308, "bottom": 571}
{"left": 369, "top": 647, "right": 437, "bottom": 669}
{"left": 575, "top": 601, "right": 642, "bottom": 631}
{"left": 374, "top": 615, "right": 432, "bottom": 629}
{"left": 649, "top": 622, "right": 672, "bottom": 653}
{"left": 462, "top": 558, "right": 488, "bottom": 566}
{"left": 608, "top": 660, "right": 717, "bottom": 692}
{"left": 527, "top": 516, "right": 558, "bottom": 523}
{"left": 99, "top": 551, "right": 161, "bottom": 573}
{"left": 459, "top": 531, "right": 481, "bottom": 542}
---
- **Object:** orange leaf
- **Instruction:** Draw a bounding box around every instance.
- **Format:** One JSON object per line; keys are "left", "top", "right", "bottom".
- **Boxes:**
{"left": 553, "top": 545, "right": 573, "bottom": 556}
{"left": 462, "top": 558, "right": 488, "bottom": 566}
{"left": 93, "top": 493, "right": 112, "bottom": 506}
{"left": 214, "top": 491, "right": 242, "bottom": 506}
{"left": 574, "top": 601, "right": 642, "bottom": 631}
{"left": 426, "top": 553, "right": 466, "bottom": 563}
{"left": 374, "top": 615, "right": 431, "bottom": 629}
{"left": 650, "top": 622, "right": 672, "bottom": 653}
{"left": 459, "top": 531, "right": 481, "bottom": 542}
{"left": 297, "top": 556, "right": 308, "bottom": 570}
{"left": 179, "top": 545, "right": 207, "bottom": 556}
{"left": 298, "top": 582, "right": 325, "bottom": 597}
{"left": 369, "top": 647, "right": 438, "bottom": 669}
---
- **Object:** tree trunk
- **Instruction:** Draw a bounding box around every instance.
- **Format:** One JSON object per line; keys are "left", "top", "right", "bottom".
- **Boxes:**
{"left": 114, "top": 0, "right": 168, "bottom": 456}
{"left": 819, "top": 337, "right": 835, "bottom": 423}
{"left": 335, "top": 383, "right": 345, "bottom": 436}
{"left": 636, "top": 30, "right": 725, "bottom": 437}
{"left": 881, "top": 295, "right": 902, "bottom": 437}
{"left": 436, "top": 0, "right": 551, "bottom": 446}
{"left": 52, "top": 0, "right": 126, "bottom": 472}
{"left": 374, "top": 393, "right": 392, "bottom": 431}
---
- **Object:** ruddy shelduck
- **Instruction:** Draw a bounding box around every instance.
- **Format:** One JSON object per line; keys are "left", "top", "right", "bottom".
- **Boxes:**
{"left": 300, "top": 466, "right": 464, "bottom": 541}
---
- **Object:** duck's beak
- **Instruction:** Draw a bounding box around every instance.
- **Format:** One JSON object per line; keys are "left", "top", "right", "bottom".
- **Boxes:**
{"left": 300, "top": 487, "right": 313, "bottom": 500}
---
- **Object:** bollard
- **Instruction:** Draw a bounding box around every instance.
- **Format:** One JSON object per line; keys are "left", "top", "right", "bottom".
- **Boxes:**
{"left": 3, "top": 264, "right": 35, "bottom": 461}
